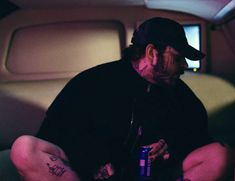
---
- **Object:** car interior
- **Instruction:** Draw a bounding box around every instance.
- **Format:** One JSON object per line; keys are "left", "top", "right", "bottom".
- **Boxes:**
{"left": 0, "top": 0, "right": 235, "bottom": 180}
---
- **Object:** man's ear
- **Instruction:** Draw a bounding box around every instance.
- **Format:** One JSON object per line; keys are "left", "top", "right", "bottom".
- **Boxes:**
{"left": 145, "top": 44, "right": 158, "bottom": 65}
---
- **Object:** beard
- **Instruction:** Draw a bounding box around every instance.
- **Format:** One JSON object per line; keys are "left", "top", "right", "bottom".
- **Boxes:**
{"left": 153, "top": 56, "right": 182, "bottom": 86}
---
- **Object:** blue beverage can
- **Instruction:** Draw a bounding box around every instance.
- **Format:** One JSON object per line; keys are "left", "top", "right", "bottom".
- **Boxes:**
{"left": 139, "top": 146, "right": 152, "bottom": 179}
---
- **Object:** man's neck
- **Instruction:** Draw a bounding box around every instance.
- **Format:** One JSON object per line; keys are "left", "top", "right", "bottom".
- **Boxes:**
{"left": 131, "top": 59, "right": 156, "bottom": 84}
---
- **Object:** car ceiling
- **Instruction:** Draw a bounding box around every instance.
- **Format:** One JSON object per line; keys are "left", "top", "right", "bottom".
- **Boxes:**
{"left": 7, "top": 0, "right": 235, "bottom": 24}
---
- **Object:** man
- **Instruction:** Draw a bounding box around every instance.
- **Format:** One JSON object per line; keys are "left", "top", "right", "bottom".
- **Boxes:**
{"left": 10, "top": 17, "right": 234, "bottom": 181}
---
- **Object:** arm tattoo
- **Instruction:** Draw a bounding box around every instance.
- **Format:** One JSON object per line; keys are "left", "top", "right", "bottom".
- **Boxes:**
{"left": 46, "top": 163, "right": 66, "bottom": 177}
{"left": 46, "top": 155, "right": 66, "bottom": 177}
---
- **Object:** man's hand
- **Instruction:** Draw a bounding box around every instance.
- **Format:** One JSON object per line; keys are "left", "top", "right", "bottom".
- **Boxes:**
{"left": 94, "top": 163, "right": 115, "bottom": 180}
{"left": 143, "top": 139, "right": 170, "bottom": 161}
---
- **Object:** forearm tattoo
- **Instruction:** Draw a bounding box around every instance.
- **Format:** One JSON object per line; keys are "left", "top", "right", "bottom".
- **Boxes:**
{"left": 46, "top": 155, "right": 67, "bottom": 177}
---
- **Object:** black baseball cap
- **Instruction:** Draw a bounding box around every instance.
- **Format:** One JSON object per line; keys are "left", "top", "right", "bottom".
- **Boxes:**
{"left": 131, "top": 17, "right": 205, "bottom": 60}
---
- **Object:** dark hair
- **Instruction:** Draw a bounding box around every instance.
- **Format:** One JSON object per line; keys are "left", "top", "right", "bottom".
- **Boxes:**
{"left": 121, "top": 42, "right": 167, "bottom": 62}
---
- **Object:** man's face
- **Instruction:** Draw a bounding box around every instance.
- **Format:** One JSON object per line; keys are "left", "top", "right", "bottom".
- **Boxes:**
{"left": 154, "top": 46, "right": 188, "bottom": 85}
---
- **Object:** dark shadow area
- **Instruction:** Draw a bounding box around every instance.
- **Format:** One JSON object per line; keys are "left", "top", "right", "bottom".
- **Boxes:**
{"left": 0, "top": 0, "right": 18, "bottom": 19}
{"left": 208, "top": 101, "right": 235, "bottom": 149}
{"left": 0, "top": 91, "right": 46, "bottom": 150}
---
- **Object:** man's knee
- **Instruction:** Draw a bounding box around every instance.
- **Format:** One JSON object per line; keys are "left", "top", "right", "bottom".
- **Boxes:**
{"left": 10, "top": 135, "right": 38, "bottom": 170}
{"left": 205, "top": 142, "right": 234, "bottom": 167}
{"left": 183, "top": 142, "right": 235, "bottom": 178}
{"left": 10, "top": 136, "right": 81, "bottom": 181}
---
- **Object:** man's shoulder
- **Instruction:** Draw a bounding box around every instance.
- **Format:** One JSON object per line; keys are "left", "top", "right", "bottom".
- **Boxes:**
{"left": 177, "top": 79, "right": 194, "bottom": 92}
{"left": 47, "top": 61, "right": 124, "bottom": 113}
{"left": 177, "top": 78, "right": 205, "bottom": 107}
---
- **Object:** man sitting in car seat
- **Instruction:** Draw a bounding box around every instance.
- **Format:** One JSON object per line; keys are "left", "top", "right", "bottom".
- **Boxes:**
{"left": 10, "top": 17, "right": 235, "bottom": 181}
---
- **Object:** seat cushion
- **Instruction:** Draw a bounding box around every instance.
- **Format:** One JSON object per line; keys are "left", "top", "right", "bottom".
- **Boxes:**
{"left": 0, "top": 149, "right": 21, "bottom": 180}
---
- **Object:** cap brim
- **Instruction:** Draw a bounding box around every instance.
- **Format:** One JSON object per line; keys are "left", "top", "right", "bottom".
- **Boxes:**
{"left": 177, "top": 44, "right": 205, "bottom": 60}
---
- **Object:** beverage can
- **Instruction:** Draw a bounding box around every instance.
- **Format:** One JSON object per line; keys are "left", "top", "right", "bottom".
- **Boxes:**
{"left": 139, "top": 146, "right": 152, "bottom": 180}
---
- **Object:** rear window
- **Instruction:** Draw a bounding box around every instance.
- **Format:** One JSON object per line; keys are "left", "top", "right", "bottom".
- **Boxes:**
{"left": 6, "top": 21, "right": 124, "bottom": 76}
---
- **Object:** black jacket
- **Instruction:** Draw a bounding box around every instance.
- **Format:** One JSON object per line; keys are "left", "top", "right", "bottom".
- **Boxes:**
{"left": 37, "top": 60, "right": 212, "bottom": 181}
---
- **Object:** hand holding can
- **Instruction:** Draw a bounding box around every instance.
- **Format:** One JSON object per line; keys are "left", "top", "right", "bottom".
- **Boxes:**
{"left": 145, "top": 139, "right": 170, "bottom": 162}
